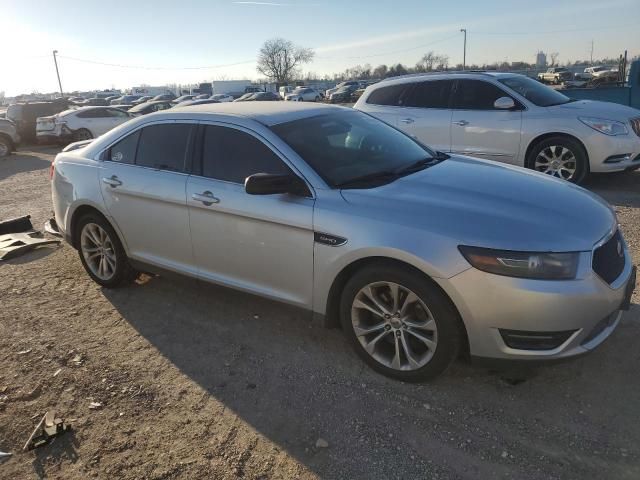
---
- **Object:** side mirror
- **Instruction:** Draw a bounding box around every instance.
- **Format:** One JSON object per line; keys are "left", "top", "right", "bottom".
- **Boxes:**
{"left": 494, "top": 96, "right": 516, "bottom": 110}
{"left": 244, "top": 173, "right": 309, "bottom": 197}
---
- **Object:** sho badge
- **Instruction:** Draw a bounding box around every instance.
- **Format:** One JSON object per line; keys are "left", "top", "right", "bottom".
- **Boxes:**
{"left": 314, "top": 232, "right": 347, "bottom": 247}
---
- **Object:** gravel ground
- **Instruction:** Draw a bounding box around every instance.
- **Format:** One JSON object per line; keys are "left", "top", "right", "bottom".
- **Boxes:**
{"left": 0, "top": 146, "right": 639, "bottom": 480}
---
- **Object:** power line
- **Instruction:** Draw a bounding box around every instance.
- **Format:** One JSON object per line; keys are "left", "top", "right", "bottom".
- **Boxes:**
{"left": 316, "top": 33, "right": 461, "bottom": 61}
{"left": 57, "top": 55, "right": 256, "bottom": 70}
{"left": 473, "top": 23, "right": 636, "bottom": 36}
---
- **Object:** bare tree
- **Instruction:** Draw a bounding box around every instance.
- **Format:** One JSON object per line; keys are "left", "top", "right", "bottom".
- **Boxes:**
{"left": 257, "top": 38, "right": 314, "bottom": 84}
{"left": 550, "top": 52, "right": 559, "bottom": 66}
{"left": 415, "top": 51, "right": 449, "bottom": 72}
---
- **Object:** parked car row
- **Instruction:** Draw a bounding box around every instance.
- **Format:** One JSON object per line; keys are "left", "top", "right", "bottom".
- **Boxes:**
{"left": 538, "top": 65, "right": 619, "bottom": 85}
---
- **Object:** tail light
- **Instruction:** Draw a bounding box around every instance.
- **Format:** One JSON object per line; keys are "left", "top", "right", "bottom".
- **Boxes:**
{"left": 49, "top": 162, "right": 55, "bottom": 181}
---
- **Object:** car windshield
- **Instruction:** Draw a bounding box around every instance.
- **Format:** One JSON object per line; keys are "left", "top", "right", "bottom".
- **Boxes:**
{"left": 499, "top": 76, "right": 572, "bottom": 107}
{"left": 270, "top": 110, "right": 438, "bottom": 188}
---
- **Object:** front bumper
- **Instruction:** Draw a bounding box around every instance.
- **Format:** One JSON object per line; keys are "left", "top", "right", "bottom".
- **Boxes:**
{"left": 584, "top": 129, "right": 640, "bottom": 173}
{"left": 435, "top": 249, "right": 635, "bottom": 361}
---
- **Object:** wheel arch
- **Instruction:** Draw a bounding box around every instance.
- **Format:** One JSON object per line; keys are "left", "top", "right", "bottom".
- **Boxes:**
{"left": 322, "top": 256, "right": 469, "bottom": 354}
{"left": 69, "top": 203, "right": 125, "bottom": 251}
{"left": 524, "top": 132, "right": 590, "bottom": 169}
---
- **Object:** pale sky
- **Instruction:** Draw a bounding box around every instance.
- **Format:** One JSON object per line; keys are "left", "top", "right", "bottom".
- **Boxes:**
{"left": 1, "top": 0, "right": 638, "bottom": 96}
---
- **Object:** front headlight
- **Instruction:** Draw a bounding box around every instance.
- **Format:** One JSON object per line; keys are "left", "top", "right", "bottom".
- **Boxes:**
{"left": 458, "top": 246, "right": 579, "bottom": 280}
{"left": 579, "top": 117, "right": 628, "bottom": 136}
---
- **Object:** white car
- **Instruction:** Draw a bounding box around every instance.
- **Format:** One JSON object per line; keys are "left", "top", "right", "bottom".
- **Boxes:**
{"left": 354, "top": 72, "right": 640, "bottom": 184}
{"left": 37, "top": 106, "right": 132, "bottom": 142}
{"left": 284, "top": 87, "right": 322, "bottom": 102}
{"left": 210, "top": 94, "right": 234, "bottom": 103}
{"left": 584, "top": 66, "right": 617, "bottom": 79}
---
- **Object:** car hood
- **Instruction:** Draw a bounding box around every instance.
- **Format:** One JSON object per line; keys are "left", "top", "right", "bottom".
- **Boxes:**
{"left": 547, "top": 99, "right": 639, "bottom": 121}
{"left": 340, "top": 156, "right": 615, "bottom": 252}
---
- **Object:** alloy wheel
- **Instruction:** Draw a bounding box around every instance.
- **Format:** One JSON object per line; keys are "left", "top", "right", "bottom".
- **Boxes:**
{"left": 80, "top": 223, "right": 116, "bottom": 281}
{"left": 351, "top": 282, "right": 438, "bottom": 371}
{"left": 534, "top": 145, "right": 577, "bottom": 180}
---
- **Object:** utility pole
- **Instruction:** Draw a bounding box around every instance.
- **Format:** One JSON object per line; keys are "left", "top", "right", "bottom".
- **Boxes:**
{"left": 460, "top": 29, "right": 467, "bottom": 70}
{"left": 590, "top": 40, "right": 594, "bottom": 65}
{"left": 52, "top": 50, "right": 63, "bottom": 97}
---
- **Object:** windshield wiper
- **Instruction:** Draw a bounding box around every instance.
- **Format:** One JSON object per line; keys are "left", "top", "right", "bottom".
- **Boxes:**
{"left": 336, "top": 170, "right": 398, "bottom": 188}
{"left": 394, "top": 153, "right": 448, "bottom": 175}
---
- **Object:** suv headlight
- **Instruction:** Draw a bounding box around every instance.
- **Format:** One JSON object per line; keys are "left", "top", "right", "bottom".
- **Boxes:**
{"left": 458, "top": 246, "right": 579, "bottom": 280}
{"left": 578, "top": 117, "right": 628, "bottom": 136}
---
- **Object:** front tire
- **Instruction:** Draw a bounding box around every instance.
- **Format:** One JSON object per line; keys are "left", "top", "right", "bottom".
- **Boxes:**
{"left": 340, "top": 262, "right": 463, "bottom": 382}
{"left": 527, "top": 136, "right": 588, "bottom": 184}
{"left": 75, "top": 213, "right": 136, "bottom": 288}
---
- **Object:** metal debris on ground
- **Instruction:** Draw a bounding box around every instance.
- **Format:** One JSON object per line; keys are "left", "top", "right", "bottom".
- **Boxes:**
{"left": 0, "top": 232, "right": 60, "bottom": 261}
{"left": 88, "top": 402, "right": 103, "bottom": 410}
{"left": 0, "top": 215, "right": 33, "bottom": 235}
{"left": 0, "top": 451, "right": 11, "bottom": 464}
{"left": 23, "top": 411, "right": 71, "bottom": 451}
{"left": 44, "top": 218, "right": 63, "bottom": 237}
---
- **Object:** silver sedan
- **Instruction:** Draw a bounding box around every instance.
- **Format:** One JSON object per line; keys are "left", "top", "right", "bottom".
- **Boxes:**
{"left": 50, "top": 103, "right": 636, "bottom": 381}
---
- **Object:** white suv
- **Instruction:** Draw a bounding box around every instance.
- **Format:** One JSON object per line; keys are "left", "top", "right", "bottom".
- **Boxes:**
{"left": 354, "top": 72, "right": 640, "bottom": 183}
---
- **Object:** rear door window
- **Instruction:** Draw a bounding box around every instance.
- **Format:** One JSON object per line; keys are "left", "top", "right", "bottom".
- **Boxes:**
{"left": 136, "top": 124, "right": 192, "bottom": 172}
{"left": 107, "top": 131, "right": 140, "bottom": 164}
{"left": 404, "top": 80, "right": 454, "bottom": 109}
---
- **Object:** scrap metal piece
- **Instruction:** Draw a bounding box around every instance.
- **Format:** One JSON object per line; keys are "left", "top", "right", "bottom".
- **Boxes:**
{"left": 0, "top": 451, "right": 11, "bottom": 464}
{"left": 23, "top": 411, "right": 70, "bottom": 451}
{"left": 44, "top": 218, "right": 63, "bottom": 237}
{"left": 0, "top": 232, "right": 60, "bottom": 261}
{"left": 0, "top": 215, "right": 33, "bottom": 235}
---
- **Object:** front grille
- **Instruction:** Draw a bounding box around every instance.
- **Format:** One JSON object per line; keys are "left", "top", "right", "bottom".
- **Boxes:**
{"left": 631, "top": 117, "right": 640, "bottom": 138}
{"left": 593, "top": 230, "right": 625, "bottom": 284}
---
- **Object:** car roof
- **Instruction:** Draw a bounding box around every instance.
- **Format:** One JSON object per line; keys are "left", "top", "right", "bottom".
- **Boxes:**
{"left": 376, "top": 70, "right": 522, "bottom": 87}
{"left": 170, "top": 101, "right": 349, "bottom": 126}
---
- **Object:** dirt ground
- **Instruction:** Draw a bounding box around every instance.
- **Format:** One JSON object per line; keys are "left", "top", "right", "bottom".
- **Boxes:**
{"left": 0, "top": 146, "right": 639, "bottom": 480}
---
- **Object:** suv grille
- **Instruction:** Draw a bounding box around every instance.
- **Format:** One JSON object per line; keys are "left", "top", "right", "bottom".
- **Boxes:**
{"left": 592, "top": 230, "right": 625, "bottom": 284}
{"left": 631, "top": 117, "right": 640, "bottom": 138}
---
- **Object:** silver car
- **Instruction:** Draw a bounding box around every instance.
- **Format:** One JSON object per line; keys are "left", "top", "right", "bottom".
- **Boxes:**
{"left": 50, "top": 103, "right": 636, "bottom": 381}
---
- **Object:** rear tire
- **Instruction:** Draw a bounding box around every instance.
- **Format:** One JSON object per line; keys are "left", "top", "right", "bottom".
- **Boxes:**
{"left": 340, "top": 262, "right": 463, "bottom": 382}
{"left": 75, "top": 212, "right": 137, "bottom": 288}
{"left": 0, "top": 136, "right": 11, "bottom": 157}
{"left": 526, "top": 136, "right": 589, "bottom": 184}
{"left": 73, "top": 128, "right": 93, "bottom": 142}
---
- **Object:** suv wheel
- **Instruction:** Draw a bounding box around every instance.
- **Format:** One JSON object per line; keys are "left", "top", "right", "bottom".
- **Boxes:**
{"left": 75, "top": 213, "right": 137, "bottom": 288}
{"left": 527, "top": 136, "right": 588, "bottom": 184}
{"left": 340, "top": 262, "right": 462, "bottom": 381}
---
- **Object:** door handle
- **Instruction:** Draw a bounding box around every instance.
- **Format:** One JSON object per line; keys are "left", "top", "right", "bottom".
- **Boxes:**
{"left": 102, "top": 175, "right": 122, "bottom": 187}
{"left": 192, "top": 191, "right": 220, "bottom": 206}
{"left": 399, "top": 117, "right": 415, "bottom": 124}
{"left": 453, "top": 120, "right": 469, "bottom": 126}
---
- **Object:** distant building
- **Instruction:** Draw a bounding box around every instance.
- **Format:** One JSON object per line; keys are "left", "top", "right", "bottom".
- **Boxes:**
{"left": 536, "top": 51, "right": 547, "bottom": 68}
